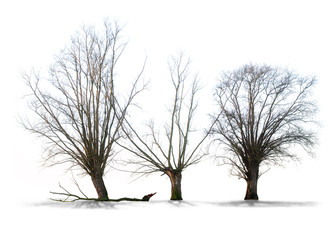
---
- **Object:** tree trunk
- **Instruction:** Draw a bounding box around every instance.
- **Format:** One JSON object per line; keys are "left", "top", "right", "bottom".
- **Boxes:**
{"left": 91, "top": 173, "right": 109, "bottom": 200}
{"left": 244, "top": 166, "right": 259, "bottom": 200}
{"left": 166, "top": 170, "right": 183, "bottom": 200}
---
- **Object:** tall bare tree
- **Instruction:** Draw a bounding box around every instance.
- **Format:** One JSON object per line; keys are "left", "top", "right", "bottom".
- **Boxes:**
{"left": 120, "top": 54, "right": 210, "bottom": 200}
{"left": 22, "top": 21, "right": 145, "bottom": 200}
{"left": 212, "top": 64, "right": 317, "bottom": 200}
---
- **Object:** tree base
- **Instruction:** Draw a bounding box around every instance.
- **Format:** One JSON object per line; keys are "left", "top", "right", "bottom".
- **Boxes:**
{"left": 244, "top": 196, "right": 259, "bottom": 200}
{"left": 245, "top": 175, "right": 259, "bottom": 200}
{"left": 166, "top": 170, "right": 183, "bottom": 201}
{"left": 170, "top": 197, "right": 183, "bottom": 201}
{"left": 170, "top": 191, "right": 183, "bottom": 200}
{"left": 244, "top": 192, "right": 259, "bottom": 200}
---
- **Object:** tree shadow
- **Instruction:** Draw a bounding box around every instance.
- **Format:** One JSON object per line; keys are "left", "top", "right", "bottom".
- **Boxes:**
{"left": 28, "top": 199, "right": 318, "bottom": 209}
{"left": 168, "top": 200, "right": 195, "bottom": 207}
{"left": 30, "top": 199, "right": 197, "bottom": 209}
{"left": 205, "top": 200, "right": 318, "bottom": 208}
{"left": 31, "top": 199, "right": 196, "bottom": 209}
{"left": 30, "top": 200, "right": 127, "bottom": 209}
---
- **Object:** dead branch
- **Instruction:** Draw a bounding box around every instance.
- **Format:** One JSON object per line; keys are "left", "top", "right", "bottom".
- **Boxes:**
{"left": 50, "top": 184, "right": 156, "bottom": 202}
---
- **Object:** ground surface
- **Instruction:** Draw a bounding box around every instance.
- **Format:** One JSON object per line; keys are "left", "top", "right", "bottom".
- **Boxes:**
{"left": 1, "top": 199, "right": 333, "bottom": 240}
{"left": 1, "top": 1, "right": 335, "bottom": 239}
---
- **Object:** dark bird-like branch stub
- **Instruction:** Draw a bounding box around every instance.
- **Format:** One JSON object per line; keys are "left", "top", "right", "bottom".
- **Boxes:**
{"left": 142, "top": 192, "right": 157, "bottom": 201}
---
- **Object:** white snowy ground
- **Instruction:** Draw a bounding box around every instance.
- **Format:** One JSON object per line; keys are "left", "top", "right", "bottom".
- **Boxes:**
{"left": 1, "top": 196, "right": 333, "bottom": 240}
{"left": 1, "top": 112, "right": 335, "bottom": 239}
{"left": 1, "top": 153, "right": 335, "bottom": 240}
{"left": 1, "top": 1, "right": 336, "bottom": 239}
{"left": 2, "top": 200, "right": 330, "bottom": 240}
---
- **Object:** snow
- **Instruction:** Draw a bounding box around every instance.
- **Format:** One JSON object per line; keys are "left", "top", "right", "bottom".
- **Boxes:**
{"left": 2, "top": 159, "right": 334, "bottom": 239}
{"left": 1, "top": 199, "right": 333, "bottom": 240}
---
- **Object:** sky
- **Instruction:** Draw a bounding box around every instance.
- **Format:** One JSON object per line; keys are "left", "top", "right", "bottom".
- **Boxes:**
{"left": 0, "top": 0, "right": 336, "bottom": 204}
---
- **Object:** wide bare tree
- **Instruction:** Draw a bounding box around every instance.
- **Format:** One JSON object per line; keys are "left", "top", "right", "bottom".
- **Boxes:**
{"left": 120, "top": 54, "right": 210, "bottom": 200}
{"left": 212, "top": 64, "right": 317, "bottom": 200}
{"left": 22, "top": 21, "right": 146, "bottom": 200}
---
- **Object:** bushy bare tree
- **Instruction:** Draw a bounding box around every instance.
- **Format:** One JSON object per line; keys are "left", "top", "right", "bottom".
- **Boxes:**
{"left": 121, "top": 54, "right": 210, "bottom": 200}
{"left": 22, "top": 21, "right": 146, "bottom": 200}
{"left": 212, "top": 64, "right": 317, "bottom": 200}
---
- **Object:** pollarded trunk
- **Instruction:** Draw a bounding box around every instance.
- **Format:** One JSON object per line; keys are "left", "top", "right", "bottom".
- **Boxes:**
{"left": 91, "top": 173, "right": 109, "bottom": 200}
{"left": 166, "top": 170, "right": 183, "bottom": 200}
{"left": 244, "top": 166, "right": 259, "bottom": 200}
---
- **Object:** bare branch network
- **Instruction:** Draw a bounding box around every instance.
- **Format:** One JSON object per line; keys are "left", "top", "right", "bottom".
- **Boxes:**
{"left": 21, "top": 20, "right": 147, "bottom": 200}
{"left": 211, "top": 64, "right": 317, "bottom": 200}
{"left": 118, "top": 53, "right": 213, "bottom": 200}
{"left": 21, "top": 19, "right": 318, "bottom": 202}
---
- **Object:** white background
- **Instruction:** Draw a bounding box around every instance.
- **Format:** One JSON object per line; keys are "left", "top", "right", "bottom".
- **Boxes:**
{"left": 0, "top": 0, "right": 335, "bottom": 239}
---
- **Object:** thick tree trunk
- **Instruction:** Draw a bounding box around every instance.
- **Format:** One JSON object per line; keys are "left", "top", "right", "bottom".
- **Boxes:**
{"left": 166, "top": 170, "right": 183, "bottom": 200}
{"left": 91, "top": 173, "right": 109, "bottom": 200}
{"left": 244, "top": 166, "right": 259, "bottom": 200}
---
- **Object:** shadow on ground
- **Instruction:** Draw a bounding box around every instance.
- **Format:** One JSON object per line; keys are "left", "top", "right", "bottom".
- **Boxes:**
{"left": 29, "top": 200, "right": 318, "bottom": 209}
{"left": 31, "top": 200, "right": 121, "bottom": 209}
{"left": 204, "top": 200, "right": 318, "bottom": 208}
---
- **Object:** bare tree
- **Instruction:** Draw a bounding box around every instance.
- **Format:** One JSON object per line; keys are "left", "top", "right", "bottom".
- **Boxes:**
{"left": 22, "top": 20, "right": 146, "bottom": 200}
{"left": 212, "top": 64, "right": 317, "bottom": 200}
{"left": 120, "top": 54, "right": 210, "bottom": 200}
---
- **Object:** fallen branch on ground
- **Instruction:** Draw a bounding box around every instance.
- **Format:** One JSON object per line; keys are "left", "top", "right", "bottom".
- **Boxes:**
{"left": 50, "top": 183, "right": 156, "bottom": 202}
